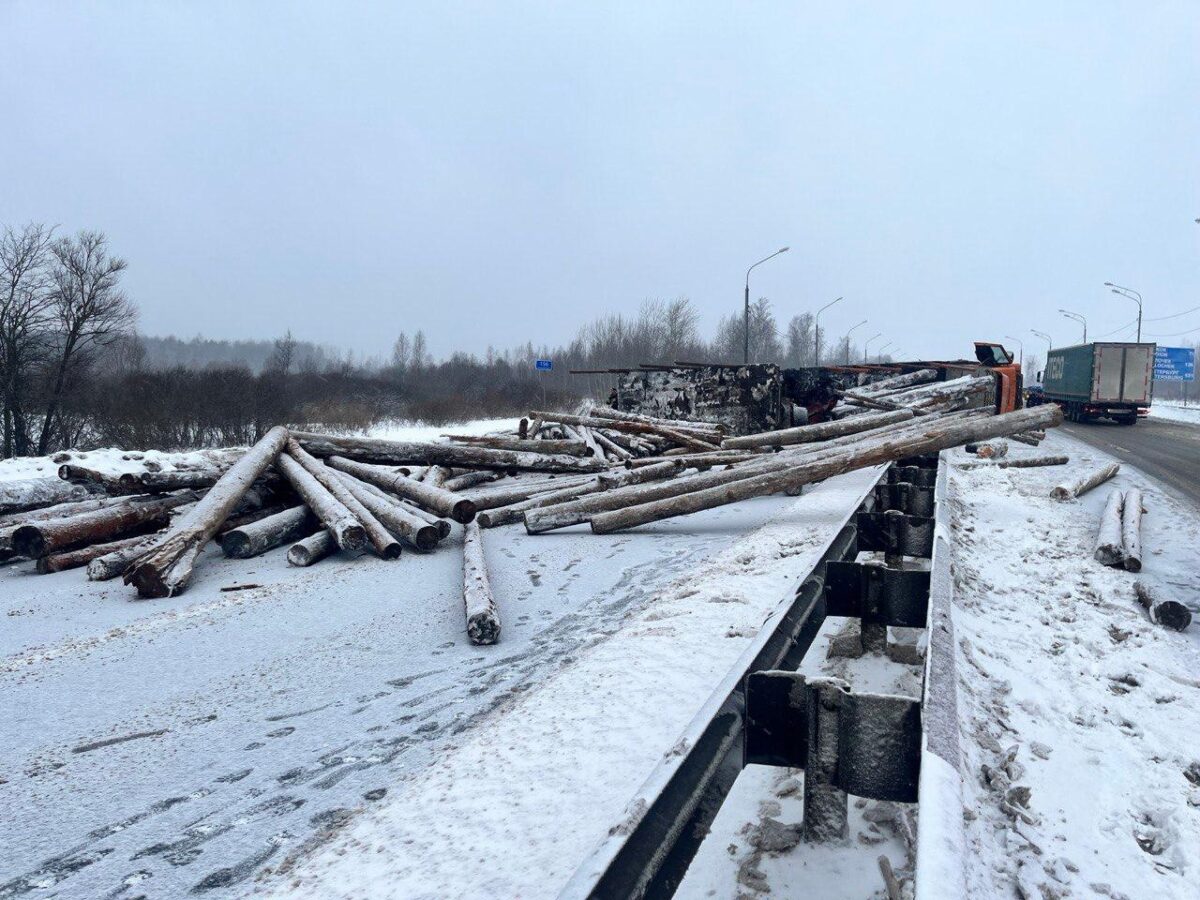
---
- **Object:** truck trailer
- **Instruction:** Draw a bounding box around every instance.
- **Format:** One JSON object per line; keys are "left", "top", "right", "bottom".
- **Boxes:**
{"left": 1035, "top": 342, "right": 1155, "bottom": 425}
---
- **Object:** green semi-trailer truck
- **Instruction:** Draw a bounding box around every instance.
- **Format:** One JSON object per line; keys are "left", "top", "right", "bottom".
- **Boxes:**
{"left": 1036, "top": 342, "right": 1155, "bottom": 425}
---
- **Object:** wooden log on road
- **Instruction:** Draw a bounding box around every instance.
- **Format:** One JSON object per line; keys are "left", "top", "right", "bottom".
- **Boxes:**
{"left": 293, "top": 431, "right": 607, "bottom": 474}
{"left": 126, "top": 426, "right": 291, "bottom": 597}
{"left": 477, "top": 478, "right": 607, "bottom": 528}
{"left": 288, "top": 530, "right": 338, "bottom": 567}
{"left": 1051, "top": 462, "right": 1120, "bottom": 501}
{"left": 462, "top": 520, "right": 501, "bottom": 644}
{"left": 972, "top": 440, "right": 1008, "bottom": 459}
{"left": 1008, "top": 432, "right": 1042, "bottom": 447}
{"left": 587, "top": 404, "right": 1062, "bottom": 534}
{"left": 326, "top": 455, "right": 476, "bottom": 523}
{"left": 1093, "top": 489, "right": 1125, "bottom": 566}
{"left": 395, "top": 498, "right": 452, "bottom": 539}
{"left": 441, "top": 470, "right": 501, "bottom": 492}
{"left": 1134, "top": 581, "right": 1191, "bottom": 631}
{"left": 591, "top": 429, "right": 633, "bottom": 461}
{"left": 220, "top": 505, "right": 315, "bottom": 558}
{"left": 330, "top": 470, "right": 438, "bottom": 551}
{"left": 13, "top": 492, "right": 197, "bottom": 558}
{"left": 1121, "top": 488, "right": 1145, "bottom": 573}
{"left": 464, "top": 474, "right": 597, "bottom": 510}
{"left": 530, "top": 410, "right": 720, "bottom": 452}
{"left": 276, "top": 451, "right": 368, "bottom": 553}
{"left": 956, "top": 454, "right": 1069, "bottom": 470}
{"left": 38, "top": 533, "right": 160, "bottom": 575}
{"left": 723, "top": 409, "right": 914, "bottom": 450}
{"left": 575, "top": 425, "right": 605, "bottom": 461}
{"left": 583, "top": 405, "right": 725, "bottom": 438}
{"left": 87, "top": 535, "right": 165, "bottom": 581}
{"left": 443, "top": 435, "right": 592, "bottom": 457}
{"left": 597, "top": 460, "right": 682, "bottom": 489}
{"left": 1, "top": 476, "right": 93, "bottom": 513}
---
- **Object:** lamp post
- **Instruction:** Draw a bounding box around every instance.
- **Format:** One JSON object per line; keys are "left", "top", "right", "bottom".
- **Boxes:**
{"left": 862, "top": 332, "right": 883, "bottom": 363}
{"left": 877, "top": 341, "right": 894, "bottom": 363}
{"left": 1058, "top": 309, "right": 1087, "bottom": 343}
{"left": 1030, "top": 329, "right": 1052, "bottom": 355}
{"left": 814, "top": 296, "right": 843, "bottom": 367}
{"left": 1003, "top": 335, "right": 1024, "bottom": 367}
{"left": 1105, "top": 282, "right": 1143, "bottom": 341}
{"left": 843, "top": 319, "right": 867, "bottom": 364}
{"left": 744, "top": 247, "right": 789, "bottom": 364}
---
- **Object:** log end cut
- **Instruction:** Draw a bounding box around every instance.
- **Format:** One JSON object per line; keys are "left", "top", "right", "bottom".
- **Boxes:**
{"left": 11, "top": 525, "right": 47, "bottom": 559}
{"left": 467, "top": 611, "right": 501, "bottom": 645}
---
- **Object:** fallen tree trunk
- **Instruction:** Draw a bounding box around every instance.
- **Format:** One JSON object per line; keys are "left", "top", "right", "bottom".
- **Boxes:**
{"left": 126, "top": 426, "right": 292, "bottom": 598}
{"left": 329, "top": 470, "right": 438, "bottom": 551}
{"left": 723, "top": 409, "right": 914, "bottom": 450}
{"left": 476, "top": 478, "right": 606, "bottom": 528}
{"left": 220, "top": 505, "right": 315, "bottom": 558}
{"left": 443, "top": 435, "right": 592, "bottom": 457}
{"left": 425, "top": 466, "right": 452, "bottom": 489}
{"left": 1121, "top": 488, "right": 1144, "bottom": 573}
{"left": 0, "top": 477, "right": 93, "bottom": 514}
{"left": 13, "top": 492, "right": 197, "bottom": 558}
{"left": 1051, "top": 462, "right": 1120, "bottom": 501}
{"left": 575, "top": 426, "right": 605, "bottom": 460}
{"left": 39, "top": 533, "right": 159, "bottom": 575}
{"left": 326, "top": 455, "right": 476, "bottom": 523}
{"left": 588, "top": 405, "right": 1063, "bottom": 534}
{"left": 1093, "top": 489, "right": 1125, "bottom": 566}
{"left": 462, "top": 520, "right": 501, "bottom": 644}
{"left": 285, "top": 439, "right": 399, "bottom": 559}
{"left": 276, "top": 451, "right": 368, "bottom": 552}
{"left": 293, "top": 431, "right": 607, "bottom": 474}
{"left": 288, "top": 530, "right": 338, "bottom": 567}
{"left": 1134, "top": 581, "right": 1191, "bottom": 631}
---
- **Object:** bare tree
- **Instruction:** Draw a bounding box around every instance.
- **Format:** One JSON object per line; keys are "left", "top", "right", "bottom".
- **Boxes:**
{"left": 392, "top": 332, "right": 412, "bottom": 370}
{"left": 411, "top": 330, "right": 428, "bottom": 369}
{"left": 0, "top": 223, "right": 56, "bottom": 456}
{"left": 38, "top": 231, "right": 135, "bottom": 453}
{"left": 269, "top": 329, "right": 297, "bottom": 374}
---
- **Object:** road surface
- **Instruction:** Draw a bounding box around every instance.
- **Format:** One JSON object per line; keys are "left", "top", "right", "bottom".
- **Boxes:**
{"left": 1061, "top": 416, "right": 1200, "bottom": 506}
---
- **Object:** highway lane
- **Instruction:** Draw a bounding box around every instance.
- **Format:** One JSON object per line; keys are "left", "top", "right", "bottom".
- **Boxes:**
{"left": 1061, "top": 416, "right": 1200, "bottom": 507}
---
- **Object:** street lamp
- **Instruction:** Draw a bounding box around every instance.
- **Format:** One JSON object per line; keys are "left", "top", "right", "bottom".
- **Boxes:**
{"left": 1105, "top": 282, "right": 1143, "bottom": 341}
{"left": 1031, "top": 329, "right": 1052, "bottom": 355}
{"left": 877, "top": 341, "right": 894, "bottom": 362}
{"left": 1058, "top": 309, "right": 1087, "bottom": 343}
{"left": 814, "top": 296, "right": 843, "bottom": 367}
{"left": 1003, "top": 335, "right": 1024, "bottom": 367}
{"left": 843, "top": 319, "right": 867, "bottom": 364}
{"left": 744, "top": 247, "right": 789, "bottom": 364}
{"left": 862, "top": 332, "right": 883, "bottom": 363}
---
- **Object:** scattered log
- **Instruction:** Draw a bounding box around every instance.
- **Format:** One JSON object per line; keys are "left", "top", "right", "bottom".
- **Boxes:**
{"left": 441, "top": 470, "right": 502, "bottom": 492}
{"left": 0, "top": 477, "right": 93, "bottom": 514}
{"left": 575, "top": 425, "right": 605, "bottom": 460}
{"left": 597, "top": 461, "right": 681, "bottom": 489}
{"left": 477, "top": 478, "right": 606, "bottom": 528}
{"left": 1093, "top": 489, "right": 1125, "bottom": 566}
{"left": 587, "top": 404, "right": 1062, "bottom": 534}
{"left": 1008, "top": 433, "right": 1042, "bottom": 447}
{"left": 87, "top": 535, "right": 164, "bottom": 581}
{"left": 408, "top": 465, "right": 430, "bottom": 482}
{"left": 518, "top": 417, "right": 529, "bottom": 439}
{"left": 13, "top": 492, "right": 197, "bottom": 558}
{"left": 590, "top": 429, "right": 632, "bottom": 461}
{"left": 629, "top": 450, "right": 757, "bottom": 468}
{"left": 973, "top": 440, "right": 1008, "bottom": 459}
{"left": 214, "top": 502, "right": 291, "bottom": 537}
{"left": 462, "top": 520, "right": 501, "bottom": 644}
{"left": 39, "top": 533, "right": 160, "bottom": 575}
{"left": 464, "top": 475, "right": 598, "bottom": 511}
{"left": 57, "top": 464, "right": 130, "bottom": 494}
{"left": 527, "top": 417, "right": 543, "bottom": 438}
{"left": 839, "top": 390, "right": 914, "bottom": 414}
{"left": 119, "top": 469, "right": 224, "bottom": 493}
{"left": 329, "top": 470, "right": 437, "bottom": 552}
{"left": 220, "top": 505, "right": 315, "bottom": 558}
{"left": 443, "top": 435, "right": 592, "bottom": 457}
{"left": 529, "top": 411, "right": 721, "bottom": 452}
{"left": 584, "top": 405, "right": 724, "bottom": 438}
{"left": 288, "top": 530, "right": 338, "bottom": 567}
{"left": 956, "top": 454, "right": 1069, "bottom": 470}
{"left": 1121, "top": 488, "right": 1144, "bottom": 573}
{"left": 326, "top": 455, "right": 476, "bottom": 523}
{"left": 276, "top": 451, "right": 368, "bottom": 552}
{"left": 395, "top": 498, "right": 452, "bottom": 540}
{"left": 293, "top": 431, "right": 607, "bottom": 474}
{"left": 857, "top": 368, "right": 938, "bottom": 395}
{"left": 425, "top": 466, "right": 452, "bottom": 489}
{"left": 1134, "top": 581, "right": 1191, "bottom": 631}
{"left": 723, "top": 409, "right": 914, "bottom": 450}
{"left": 1051, "top": 463, "right": 1120, "bottom": 501}
{"left": 126, "top": 426, "right": 292, "bottom": 597}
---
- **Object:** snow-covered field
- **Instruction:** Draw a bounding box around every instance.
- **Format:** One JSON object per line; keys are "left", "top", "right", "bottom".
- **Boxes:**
{"left": 1150, "top": 400, "right": 1200, "bottom": 426}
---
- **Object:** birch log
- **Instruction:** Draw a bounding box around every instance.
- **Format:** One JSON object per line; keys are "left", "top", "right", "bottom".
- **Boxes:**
{"left": 1008, "top": 433, "right": 1041, "bottom": 447}
{"left": 0, "top": 477, "right": 93, "bottom": 514}
{"left": 1093, "top": 489, "right": 1125, "bottom": 566}
{"left": 39, "top": 533, "right": 160, "bottom": 575}
{"left": 396, "top": 499, "right": 452, "bottom": 539}
{"left": 588, "top": 404, "right": 1062, "bottom": 533}
{"left": 1051, "top": 463, "right": 1120, "bottom": 501}
{"left": 220, "top": 505, "right": 315, "bottom": 558}
{"left": 462, "top": 520, "right": 501, "bottom": 644}
{"left": 293, "top": 432, "right": 607, "bottom": 474}
{"left": 326, "top": 455, "right": 476, "bottom": 523}
{"left": 126, "top": 426, "right": 291, "bottom": 597}
{"left": 1134, "top": 581, "right": 1191, "bottom": 631}
{"left": 275, "top": 452, "right": 367, "bottom": 552}
{"left": 723, "top": 409, "right": 914, "bottom": 450}
{"left": 13, "top": 492, "right": 197, "bottom": 558}
{"left": 1121, "top": 488, "right": 1144, "bottom": 573}
{"left": 329, "top": 470, "right": 438, "bottom": 551}
{"left": 575, "top": 426, "right": 605, "bottom": 460}
{"left": 288, "top": 530, "right": 338, "bottom": 567}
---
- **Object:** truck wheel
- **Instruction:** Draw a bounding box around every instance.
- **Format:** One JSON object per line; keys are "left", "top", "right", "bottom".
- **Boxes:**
{"left": 1118, "top": 414, "right": 1136, "bottom": 426}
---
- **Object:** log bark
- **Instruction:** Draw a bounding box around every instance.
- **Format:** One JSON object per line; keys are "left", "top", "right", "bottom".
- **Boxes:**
{"left": 119, "top": 469, "right": 225, "bottom": 493}
{"left": 425, "top": 465, "right": 452, "bottom": 489}
{"left": 723, "top": 409, "right": 914, "bottom": 450}
{"left": 87, "top": 535, "right": 164, "bottom": 581}
{"left": 1051, "top": 463, "right": 1120, "bottom": 501}
{"left": 443, "top": 435, "right": 592, "bottom": 457}
{"left": 288, "top": 530, "right": 338, "bottom": 567}
{"left": 126, "top": 426, "right": 292, "bottom": 597}
{"left": 583, "top": 405, "right": 724, "bottom": 437}
{"left": 293, "top": 431, "right": 607, "bottom": 474}
{"left": 464, "top": 474, "right": 598, "bottom": 510}
{"left": 441, "top": 470, "right": 502, "bottom": 492}
{"left": 1008, "top": 433, "right": 1042, "bottom": 447}
{"left": 1093, "top": 489, "right": 1125, "bottom": 566}
{"left": 57, "top": 463, "right": 134, "bottom": 494}
{"left": 329, "top": 470, "right": 437, "bottom": 552}
{"left": 462, "top": 520, "right": 501, "bottom": 644}
{"left": 857, "top": 368, "right": 939, "bottom": 395}
{"left": 13, "top": 492, "right": 197, "bottom": 558}
{"left": 39, "top": 533, "right": 160, "bottom": 575}
{"left": 394, "top": 497, "right": 452, "bottom": 540}
{"left": 588, "top": 405, "right": 1062, "bottom": 533}
{"left": 0, "top": 477, "right": 93, "bottom": 514}
{"left": 529, "top": 411, "right": 721, "bottom": 452}
{"left": 575, "top": 425, "right": 605, "bottom": 460}
{"left": 973, "top": 440, "right": 1008, "bottom": 459}
{"left": 956, "top": 454, "right": 1069, "bottom": 470}
{"left": 1121, "top": 488, "right": 1144, "bottom": 573}
{"left": 220, "top": 505, "right": 316, "bottom": 558}
{"left": 326, "top": 455, "right": 476, "bottom": 523}
{"left": 630, "top": 451, "right": 760, "bottom": 468}
{"left": 527, "top": 417, "right": 543, "bottom": 438}
{"left": 276, "top": 451, "right": 367, "bottom": 552}
{"left": 591, "top": 429, "right": 633, "bottom": 461}
{"left": 597, "top": 460, "right": 682, "bottom": 489}
{"left": 1134, "top": 581, "right": 1191, "bottom": 631}
{"left": 476, "top": 478, "right": 606, "bottom": 528}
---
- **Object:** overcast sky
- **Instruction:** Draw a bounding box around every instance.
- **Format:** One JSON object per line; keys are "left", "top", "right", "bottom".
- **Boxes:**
{"left": 4, "top": 2, "right": 1198, "bottom": 363}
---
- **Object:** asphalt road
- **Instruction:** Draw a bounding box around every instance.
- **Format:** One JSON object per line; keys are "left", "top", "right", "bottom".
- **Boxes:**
{"left": 1061, "top": 416, "right": 1200, "bottom": 507}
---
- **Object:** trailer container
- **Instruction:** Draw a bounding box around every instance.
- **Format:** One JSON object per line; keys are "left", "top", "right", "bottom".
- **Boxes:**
{"left": 1038, "top": 342, "right": 1155, "bottom": 425}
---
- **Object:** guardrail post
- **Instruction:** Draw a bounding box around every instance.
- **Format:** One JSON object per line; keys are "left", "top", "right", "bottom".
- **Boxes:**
{"left": 804, "top": 677, "right": 851, "bottom": 841}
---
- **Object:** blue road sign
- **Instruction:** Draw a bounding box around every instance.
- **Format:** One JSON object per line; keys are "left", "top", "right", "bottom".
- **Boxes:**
{"left": 1154, "top": 346, "right": 1195, "bottom": 382}
{"left": 535, "top": 359, "right": 553, "bottom": 371}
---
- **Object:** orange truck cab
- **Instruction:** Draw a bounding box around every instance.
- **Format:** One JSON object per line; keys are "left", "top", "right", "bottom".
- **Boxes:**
{"left": 973, "top": 342, "right": 1023, "bottom": 413}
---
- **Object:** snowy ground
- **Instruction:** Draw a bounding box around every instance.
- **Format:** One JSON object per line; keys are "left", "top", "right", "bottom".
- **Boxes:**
{"left": 0, "top": 435, "right": 883, "bottom": 899}
{"left": 1149, "top": 400, "right": 1200, "bottom": 426}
